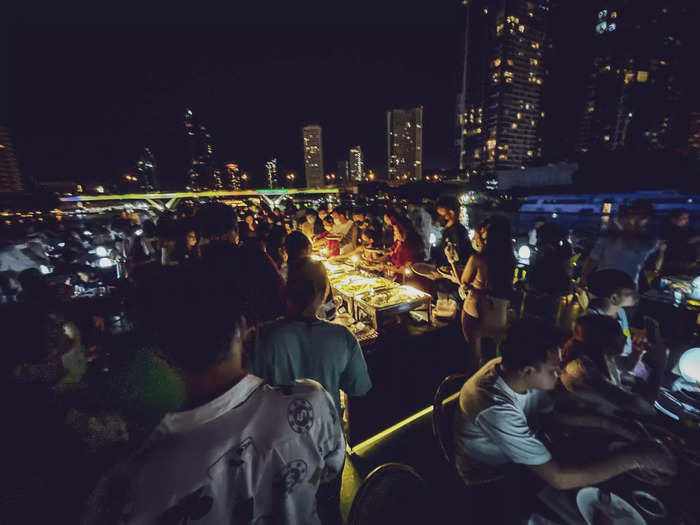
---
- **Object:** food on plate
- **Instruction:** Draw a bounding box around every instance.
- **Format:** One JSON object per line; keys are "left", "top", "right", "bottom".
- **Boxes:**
{"left": 363, "top": 286, "right": 427, "bottom": 307}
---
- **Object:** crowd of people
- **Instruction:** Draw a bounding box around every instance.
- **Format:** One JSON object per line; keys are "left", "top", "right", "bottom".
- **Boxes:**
{"left": 1, "top": 195, "right": 697, "bottom": 524}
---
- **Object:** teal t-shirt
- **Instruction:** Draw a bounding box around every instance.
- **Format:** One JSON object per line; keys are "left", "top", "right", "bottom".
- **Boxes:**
{"left": 253, "top": 319, "right": 372, "bottom": 413}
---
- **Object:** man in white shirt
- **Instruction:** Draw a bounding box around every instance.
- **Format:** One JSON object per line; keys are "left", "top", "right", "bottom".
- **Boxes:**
{"left": 454, "top": 318, "right": 675, "bottom": 491}
{"left": 84, "top": 263, "right": 345, "bottom": 525}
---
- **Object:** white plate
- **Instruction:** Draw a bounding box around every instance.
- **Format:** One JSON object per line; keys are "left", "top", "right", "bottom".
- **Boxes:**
{"left": 576, "top": 487, "right": 646, "bottom": 525}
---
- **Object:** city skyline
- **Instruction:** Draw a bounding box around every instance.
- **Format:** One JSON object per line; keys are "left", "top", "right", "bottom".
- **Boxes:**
{"left": 2, "top": 3, "right": 698, "bottom": 192}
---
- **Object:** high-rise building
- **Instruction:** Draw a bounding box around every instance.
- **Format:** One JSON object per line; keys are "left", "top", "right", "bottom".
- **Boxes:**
{"left": 349, "top": 147, "right": 364, "bottom": 182}
{"left": 387, "top": 107, "right": 423, "bottom": 182}
{"left": 457, "top": 1, "right": 551, "bottom": 184}
{"left": 184, "top": 109, "right": 219, "bottom": 190}
{"left": 576, "top": 2, "right": 692, "bottom": 155}
{"left": 134, "top": 147, "right": 159, "bottom": 191}
{"left": 336, "top": 160, "right": 350, "bottom": 183}
{"left": 302, "top": 125, "right": 324, "bottom": 187}
{"left": 266, "top": 159, "right": 279, "bottom": 188}
{"left": 0, "top": 127, "right": 24, "bottom": 193}
{"left": 224, "top": 163, "right": 241, "bottom": 190}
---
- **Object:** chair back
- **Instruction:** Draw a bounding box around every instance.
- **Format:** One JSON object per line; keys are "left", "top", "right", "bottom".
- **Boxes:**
{"left": 346, "top": 463, "right": 425, "bottom": 525}
{"left": 432, "top": 373, "right": 469, "bottom": 465}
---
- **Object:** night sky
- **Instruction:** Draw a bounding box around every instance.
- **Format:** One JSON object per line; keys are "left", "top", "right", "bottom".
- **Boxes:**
{"left": 3, "top": 3, "right": 590, "bottom": 189}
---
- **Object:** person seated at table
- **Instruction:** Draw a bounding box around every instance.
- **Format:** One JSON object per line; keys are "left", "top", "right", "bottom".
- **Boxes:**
{"left": 84, "top": 263, "right": 345, "bottom": 525}
{"left": 559, "top": 315, "right": 659, "bottom": 417}
{"left": 587, "top": 269, "right": 643, "bottom": 372}
{"left": 454, "top": 318, "right": 675, "bottom": 491}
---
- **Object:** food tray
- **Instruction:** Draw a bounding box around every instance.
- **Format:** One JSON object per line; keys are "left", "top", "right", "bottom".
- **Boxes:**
{"left": 354, "top": 285, "right": 432, "bottom": 330}
{"left": 330, "top": 273, "right": 397, "bottom": 314}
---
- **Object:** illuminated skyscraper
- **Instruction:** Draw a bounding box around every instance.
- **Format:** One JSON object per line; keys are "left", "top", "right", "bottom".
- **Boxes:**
{"left": 225, "top": 163, "right": 241, "bottom": 190}
{"left": 302, "top": 125, "right": 324, "bottom": 187}
{"left": 0, "top": 127, "right": 23, "bottom": 193}
{"left": 265, "top": 159, "right": 278, "bottom": 188}
{"left": 184, "top": 109, "right": 219, "bottom": 190}
{"left": 577, "top": 2, "right": 692, "bottom": 154}
{"left": 457, "top": 0, "right": 551, "bottom": 184}
{"left": 134, "top": 147, "right": 159, "bottom": 190}
{"left": 349, "top": 146, "right": 364, "bottom": 182}
{"left": 387, "top": 107, "right": 423, "bottom": 182}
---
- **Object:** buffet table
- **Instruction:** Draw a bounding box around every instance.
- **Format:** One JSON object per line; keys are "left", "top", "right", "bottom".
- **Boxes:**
{"left": 317, "top": 256, "right": 433, "bottom": 332}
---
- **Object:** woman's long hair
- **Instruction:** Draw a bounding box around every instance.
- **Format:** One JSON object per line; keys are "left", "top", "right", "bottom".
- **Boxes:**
{"left": 481, "top": 215, "right": 516, "bottom": 298}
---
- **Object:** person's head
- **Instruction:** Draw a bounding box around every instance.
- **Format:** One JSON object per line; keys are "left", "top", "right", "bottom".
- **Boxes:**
{"left": 536, "top": 222, "right": 563, "bottom": 250}
{"left": 273, "top": 207, "right": 282, "bottom": 216}
{"left": 185, "top": 229, "right": 198, "bottom": 249}
{"left": 285, "top": 230, "right": 311, "bottom": 261}
{"left": 619, "top": 200, "right": 653, "bottom": 232}
{"left": 323, "top": 215, "right": 334, "bottom": 231}
{"left": 285, "top": 259, "right": 330, "bottom": 318}
{"left": 563, "top": 315, "right": 626, "bottom": 373}
{"left": 265, "top": 226, "right": 287, "bottom": 266}
{"left": 588, "top": 269, "right": 638, "bottom": 308}
{"left": 332, "top": 206, "right": 348, "bottom": 223}
{"left": 244, "top": 213, "right": 255, "bottom": 227}
{"left": 131, "top": 263, "right": 248, "bottom": 379}
{"left": 195, "top": 203, "right": 239, "bottom": 245}
{"left": 142, "top": 219, "right": 156, "bottom": 238}
{"left": 669, "top": 209, "right": 690, "bottom": 228}
{"left": 351, "top": 208, "right": 366, "bottom": 223}
{"left": 305, "top": 208, "right": 318, "bottom": 224}
{"left": 318, "top": 208, "right": 328, "bottom": 220}
{"left": 361, "top": 228, "right": 380, "bottom": 247}
{"left": 500, "top": 318, "right": 564, "bottom": 391}
{"left": 436, "top": 196, "right": 460, "bottom": 224}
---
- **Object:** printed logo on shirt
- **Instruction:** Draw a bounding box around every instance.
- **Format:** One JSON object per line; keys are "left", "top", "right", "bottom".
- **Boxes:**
{"left": 287, "top": 398, "right": 314, "bottom": 433}
{"left": 207, "top": 437, "right": 256, "bottom": 478}
{"left": 275, "top": 459, "right": 308, "bottom": 494}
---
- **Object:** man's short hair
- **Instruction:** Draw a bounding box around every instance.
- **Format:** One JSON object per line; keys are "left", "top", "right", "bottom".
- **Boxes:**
{"left": 435, "top": 195, "right": 460, "bottom": 215}
{"left": 194, "top": 202, "right": 239, "bottom": 239}
{"left": 501, "top": 318, "right": 563, "bottom": 371}
{"left": 285, "top": 259, "right": 328, "bottom": 313}
{"left": 130, "top": 262, "right": 246, "bottom": 372}
{"left": 332, "top": 206, "right": 348, "bottom": 219}
{"left": 588, "top": 269, "right": 635, "bottom": 298}
{"left": 305, "top": 208, "right": 318, "bottom": 217}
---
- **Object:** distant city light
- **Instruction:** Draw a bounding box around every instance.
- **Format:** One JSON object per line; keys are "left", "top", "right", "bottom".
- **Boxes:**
{"left": 95, "top": 246, "right": 108, "bottom": 257}
{"left": 98, "top": 257, "right": 115, "bottom": 268}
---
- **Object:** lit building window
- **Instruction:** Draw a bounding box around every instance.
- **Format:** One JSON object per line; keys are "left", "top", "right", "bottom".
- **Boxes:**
{"left": 531, "top": 42, "right": 540, "bottom": 49}
{"left": 493, "top": 57, "right": 501, "bottom": 67}
{"left": 486, "top": 139, "right": 496, "bottom": 150}
{"left": 530, "top": 58, "right": 538, "bottom": 65}
{"left": 507, "top": 59, "right": 514, "bottom": 66}
{"left": 518, "top": 24, "right": 525, "bottom": 33}
{"left": 527, "top": 150, "right": 534, "bottom": 157}
{"left": 588, "top": 105, "right": 595, "bottom": 113}
{"left": 603, "top": 135, "right": 610, "bottom": 141}
{"left": 511, "top": 123, "right": 518, "bottom": 129}
{"left": 483, "top": 7, "right": 488, "bottom": 14}
{"left": 637, "top": 71, "right": 648, "bottom": 82}
{"left": 516, "top": 112, "right": 522, "bottom": 119}
{"left": 610, "top": 11, "right": 617, "bottom": 18}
